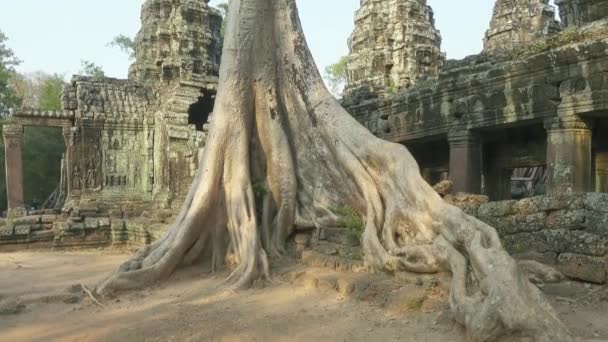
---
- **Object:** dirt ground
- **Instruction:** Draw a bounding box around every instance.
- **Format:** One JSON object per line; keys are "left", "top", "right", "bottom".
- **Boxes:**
{"left": 0, "top": 250, "right": 607, "bottom": 342}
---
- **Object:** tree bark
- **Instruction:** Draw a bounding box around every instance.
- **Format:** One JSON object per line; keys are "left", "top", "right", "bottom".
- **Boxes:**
{"left": 97, "top": 0, "right": 573, "bottom": 340}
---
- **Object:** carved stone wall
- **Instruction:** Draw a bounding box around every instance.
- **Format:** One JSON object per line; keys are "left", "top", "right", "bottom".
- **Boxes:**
{"left": 345, "top": 0, "right": 445, "bottom": 97}
{"left": 556, "top": 0, "right": 608, "bottom": 27}
{"left": 344, "top": 26, "right": 608, "bottom": 199}
{"left": 129, "top": 0, "right": 222, "bottom": 84}
{"left": 484, "top": 0, "right": 561, "bottom": 54}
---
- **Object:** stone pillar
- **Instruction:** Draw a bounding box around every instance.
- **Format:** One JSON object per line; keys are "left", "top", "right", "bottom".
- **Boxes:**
{"left": 545, "top": 117, "right": 593, "bottom": 194}
{"left": 595, "top": 152, "right": 608, "bottom": 193}
{"left": 62, "top": 126, "right": 74, "bottom": 197}
{"left": 448, "top": 130, "right": 482, "bottom": 194}
{"left": 2, "top": 124, "right": 25, "bottom": 211}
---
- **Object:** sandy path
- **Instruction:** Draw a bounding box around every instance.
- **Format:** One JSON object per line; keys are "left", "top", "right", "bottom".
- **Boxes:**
{"left": 0, "top": 251, "right": 606, "bottom": 342}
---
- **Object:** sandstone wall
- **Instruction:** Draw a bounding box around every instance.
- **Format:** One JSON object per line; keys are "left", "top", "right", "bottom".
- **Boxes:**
{"left": 455, "top": 193, "right": 608, "bottom": 284}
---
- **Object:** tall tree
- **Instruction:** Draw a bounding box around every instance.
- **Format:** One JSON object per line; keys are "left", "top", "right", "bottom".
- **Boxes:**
{"left": 108, "top": 34, "right": 135, "bottom": 59}
{"left": 97, "top": 1, "right": 572, "bottom": 341}
{"left": 324, "top": 56, "right": 348, "bottom": 97}
{"left": 215, "top": 3, "right": 229, "bottom": 38}
{"left": 0, "top": 30, "right": 21, "bottom": 117}
{"left": 1, "top": 71, "right": 66, "bottom": 212}
{"left": 80, "top": 60, "right": 105, "bottom": 79}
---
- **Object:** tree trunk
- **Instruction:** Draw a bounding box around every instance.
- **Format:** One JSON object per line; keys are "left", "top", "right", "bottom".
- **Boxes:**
{"left": 96, "top": 0, "right": 573, "bottom": 340}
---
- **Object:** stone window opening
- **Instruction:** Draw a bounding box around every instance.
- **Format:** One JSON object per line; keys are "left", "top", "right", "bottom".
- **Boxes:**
{"left": 188, "top": 89, "right": 216, "bottom": 132}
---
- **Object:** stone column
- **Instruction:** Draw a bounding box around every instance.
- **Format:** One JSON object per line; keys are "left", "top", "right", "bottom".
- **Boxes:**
{"left": 62, "top": 126, "right": 74, "bottom": 197}
{"left": 448, "top": 130, "right": 482, "bottom": 194}
{"left": 545, "top": 117, "right": 593, "bottom": 194}
{"left": 2, "top": 124, "right": 25, "bottom": 211}
{"left": 595, "top": 152, "right": 608, "bottom": 192}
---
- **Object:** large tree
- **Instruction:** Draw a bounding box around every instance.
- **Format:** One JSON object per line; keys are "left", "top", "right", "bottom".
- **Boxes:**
{"left": 96, "top": 1, "right": 572, "bottom": 340}
{"left": 0, "top": 30, "right": 21, "bottom": 117}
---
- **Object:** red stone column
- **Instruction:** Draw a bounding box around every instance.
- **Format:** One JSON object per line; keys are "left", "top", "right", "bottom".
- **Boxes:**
{"left": 62, "top": 126, "right": 74, "bottom": 197}
{"left": 448, "top": 130, "right": 482, "bottom": 194}
{"left": 545, "top": 117, "right": 593, "bottom": 194}
{"left": 2, "top": 124, "right": 25, "bottom": 211}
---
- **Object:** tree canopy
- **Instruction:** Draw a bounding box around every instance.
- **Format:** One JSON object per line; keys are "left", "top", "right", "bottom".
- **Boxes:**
{"left": 0, "top": 30, "right": 21, "bottom": 117}
{"left": 324, "top": 56, "right": 348, "bottom": 97}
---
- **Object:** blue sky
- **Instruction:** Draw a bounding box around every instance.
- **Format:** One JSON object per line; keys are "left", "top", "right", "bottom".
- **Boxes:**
{"left": 0, "top": 0, "right": 557, "bottom": 79}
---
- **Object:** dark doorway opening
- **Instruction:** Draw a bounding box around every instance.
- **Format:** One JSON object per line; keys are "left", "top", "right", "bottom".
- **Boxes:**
{"left": 188, "top": 89, "right": 216, "bottom": 131}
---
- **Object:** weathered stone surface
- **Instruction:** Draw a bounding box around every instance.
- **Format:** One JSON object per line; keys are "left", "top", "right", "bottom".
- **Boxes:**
{"left": 482, "top": 212, "right": 547, "bottom": 235}
{"left": 345, "top": 0, "right": 445, "bottom": 97}
{"left": 556, "top": 0, "right": 608, "bottom": 27}
{"left": 478, "top": 200, "right": 517, "bottom": 217}
{"left": 512, "top": 251, "right": 558, "bottom": 265}
{"left": 545, "top": 209, "right": 587, "bottom": 230}
{"left": 557, "top": 253, "right": 607, "bottom": 283}
{"left": 586, "top": 212, "right": 608, "bottom": 235}
{"left": 0, "top": 228, "right": 13, "bottom": 237}
{"left": 84, "top": 218, "right": 99, "bottom": 230}
{"left": 584, "top": 192, "right": 608, "bottom": 212}
{"left": 484, "top": 0, "right": 561, "bottom": 54}
{"left": 13, "top": 225, "right": 31, "bottom": 236}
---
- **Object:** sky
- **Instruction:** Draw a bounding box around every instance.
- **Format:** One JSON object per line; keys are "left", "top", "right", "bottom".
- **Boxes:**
{"left": 0, "top": 0, "right": 558, "bottom": 80}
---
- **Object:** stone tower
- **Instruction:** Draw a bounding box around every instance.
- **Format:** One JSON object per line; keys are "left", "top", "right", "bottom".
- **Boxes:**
{"left": 345, "top": 0, "right": 445, "bottom": 97}
{"left": 484, "top": 0, "right": 561, "bottom": 54}
{"left": 129, "top": 0, "right": 223, "bottom": 85}
{"left": 555, "top": 0, "right": 608, "bottom": 27}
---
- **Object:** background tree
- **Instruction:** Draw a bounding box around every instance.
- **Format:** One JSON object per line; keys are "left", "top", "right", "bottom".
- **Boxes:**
{"left": 108, "top": 34, "right": 135, "bottom": 59}
{"left": 0, "top": 30, "right": 21, "bottom": 117}
{"left": 0, "top": 71, "right": 66, "bottom": 213}
{"left": 97, "top": 1, "right": 571, "bottom": 341}
{"left": 80, "top": 60, "right": 105, "bottom": 79}
{"left": 215, "top": 3, "right": 229, "bottom": 38}
{"left": 324, "top": 56, "right": 348, "bottom": 97}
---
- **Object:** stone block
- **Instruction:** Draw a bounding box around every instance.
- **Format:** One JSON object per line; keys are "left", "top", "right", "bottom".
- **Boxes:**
{"left": 584, "top": 193, "right": 608, "bottom": 212}
{"left": 545, "top": 209, "right": 586, "bottom": 230}
{"left": 0, "top": 228, "right": 13, "bottom": 237}
{"left": 586, "top": 212, "right": 608, "bottom": 235}
{"left": 14, "top": 225, "right": 31, "bottom": 236}
{"left": 539, "top": 194, "right": 584, "bottom": 211}
{"left": 0, "top": 219, "right": 5, "bottom": 228}
{"left": 98, "top": 217, "right": 111, "bottom": 228}
{"left": 512, "top": 251, "right": 558, "bottom": 265}
{"left": 557, "top": 253, "right": 607, "bottom": 284}
{"left": 40, "top": 215, "right": 58, "bottom": 224}
{"left": 512, "top": 197, "right": 542, "bottom": 215}
{"left": 84, "top": 218, "right": 99, "bottom": 230}
{"left": 70, "top": 222, "right": 85, "bottom": 231}
{"left": 493, "top": 212, "right": 547, "bottom": 235}
{"left": 13, "top": 216, "right": 40, "bottom": 226}
{"left": 478, "top": 200, "right": 517, "bottom": 217}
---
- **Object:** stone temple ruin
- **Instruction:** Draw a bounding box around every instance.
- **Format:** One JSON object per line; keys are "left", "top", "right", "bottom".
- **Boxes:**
{"left": 341, "top": 0, "right": 608, "bottom": 283}
{"left": 1, "top": 0, "right": 222, "bottom": 247}
{"left": 2, "top": 0, "right": 608, "bottom": 284}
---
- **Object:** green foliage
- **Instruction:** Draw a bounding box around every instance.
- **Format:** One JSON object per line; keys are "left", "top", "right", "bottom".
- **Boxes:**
{"left": 0, "top": 121, "right": 6, "bottom": 212}
{"left": 215, "top": 3, "right": 229, "bottom": 38}
{"left": 0, "top": 30, "right": 22, "bottom": 117}
{"left": 38, "top": 74, "right": 64, "bottom": 111}
{"left": 385, "top": 80, "right": 397, "bottom": 95}
{"left": 332, "top": 205, "right": 364, "bottom": 239}
{"left": 21, "top": 126, "right": 64, "bottom": 209}
{"left": 108, "top": 34, "right": 135, "bottom": 59}
{"left": 80, "top": 60, "right": 105, "bottom": 79}
{"left": 324, "top": 56, "right": 348, "bottom": 97}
